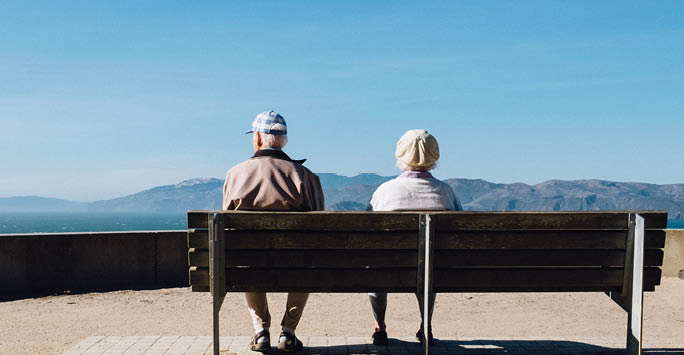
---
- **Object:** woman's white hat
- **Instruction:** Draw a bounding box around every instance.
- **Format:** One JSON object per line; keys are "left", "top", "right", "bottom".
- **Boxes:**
{"left": 395, "top": 129, "right": 440, "bottom": 169}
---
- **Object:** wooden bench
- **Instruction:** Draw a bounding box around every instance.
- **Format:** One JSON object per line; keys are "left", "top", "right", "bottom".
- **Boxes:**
{"left": 187, "top": 211, "right": 667, "bottom": 355}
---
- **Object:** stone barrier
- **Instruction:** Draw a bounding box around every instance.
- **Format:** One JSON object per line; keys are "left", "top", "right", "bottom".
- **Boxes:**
{"left": 662, "top": 229, "right": 684, "bottom": 278}
{"left": 0, "top": 230, "right": 187, "bottom": 297}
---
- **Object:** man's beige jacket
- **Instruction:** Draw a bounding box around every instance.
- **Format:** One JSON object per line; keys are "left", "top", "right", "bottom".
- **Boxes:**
{"left": 222, "top": 149, "right": 325, "bottom": 211}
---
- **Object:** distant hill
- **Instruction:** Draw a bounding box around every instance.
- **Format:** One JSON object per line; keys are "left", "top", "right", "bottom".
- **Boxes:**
{"left": 1, "top": 174, "right": 683, "bottom": 218}
{"left": 89, "top": 178, "right": 224, "bottom": 213}
{"left": 446, "top": 178, "right": 684, "bottom": 219}
{"left": 0, "top": 196, "right": 86, "bottom": 212}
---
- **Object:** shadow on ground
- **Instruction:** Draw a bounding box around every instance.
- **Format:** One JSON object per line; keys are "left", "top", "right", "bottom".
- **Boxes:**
{"left": 224, "top": 338, "right": 684, "bottom": 354}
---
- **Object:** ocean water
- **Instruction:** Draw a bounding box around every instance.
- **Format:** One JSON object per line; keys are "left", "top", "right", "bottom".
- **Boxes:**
{"left": 0, "top": 212, "right": 186, "bottom": 234}
{"left": 0, "top": 212, "right": 683, "bottom": 234}
{"left": 669, "top": 219, "right": 684, "bottom": 229}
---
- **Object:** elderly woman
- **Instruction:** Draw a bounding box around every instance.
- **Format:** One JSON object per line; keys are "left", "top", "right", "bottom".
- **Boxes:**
{"left": 368, "top": 129, "right": 462, "bottom": 346}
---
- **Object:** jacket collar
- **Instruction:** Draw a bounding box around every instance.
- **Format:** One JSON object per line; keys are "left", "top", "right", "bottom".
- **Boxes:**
{"left": 399, "top": 171, "right": 433, "bottom": 178}
{"left": 252, "top": 149, "right": 307, "bottom": 164}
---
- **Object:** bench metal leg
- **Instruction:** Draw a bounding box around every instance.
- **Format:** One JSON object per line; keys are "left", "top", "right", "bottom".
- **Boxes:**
{"left": 623, "top": 213, "right": 645, "bottom": 355}
{"left": 417, "top": 214, "right": 435, "bottom": 355}
{"left": 209, "top": 213, "right": 226, "bottom": 355}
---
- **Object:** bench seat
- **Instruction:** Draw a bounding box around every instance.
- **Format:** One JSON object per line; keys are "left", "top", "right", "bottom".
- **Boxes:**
{"left": 187, "top": 211, "right": 667, "bottom": 355}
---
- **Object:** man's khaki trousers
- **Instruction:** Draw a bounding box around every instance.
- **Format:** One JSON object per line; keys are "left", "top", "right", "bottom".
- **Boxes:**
{"left": 246, "top": 292, "right": 309, "bottom": 332}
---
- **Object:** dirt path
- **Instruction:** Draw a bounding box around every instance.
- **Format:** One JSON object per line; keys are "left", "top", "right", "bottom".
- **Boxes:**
{"left": 1, "top": 278, "right": 683, "bottom": 354}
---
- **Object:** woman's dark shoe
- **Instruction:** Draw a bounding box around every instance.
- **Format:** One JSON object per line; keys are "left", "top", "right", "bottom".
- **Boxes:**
{"left": 250, "top": 330, "right": 271, "bottom": 353}
{"left": 277, "top": 332, "right": 304, "bottom": 353}
{"left": 416, "top": 328, "right": 434, "bottom": 345}
{"left": 371, "top": 330, "right": 389, "bottom": 345}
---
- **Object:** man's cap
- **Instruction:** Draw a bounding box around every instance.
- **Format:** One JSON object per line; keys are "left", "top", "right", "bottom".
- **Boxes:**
{"left": 246, "top": 111, "right": 288, "bottom": 135}
{"left": 395, "top": 129, "right": 440, "bottom": 168}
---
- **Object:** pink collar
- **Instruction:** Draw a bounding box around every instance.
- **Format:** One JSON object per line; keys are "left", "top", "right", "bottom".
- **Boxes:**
{"left": 400, "top": 171, "right": 433, "bottom": 178}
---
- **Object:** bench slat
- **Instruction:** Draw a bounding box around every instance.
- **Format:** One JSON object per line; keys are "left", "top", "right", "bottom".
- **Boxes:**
{"left": 431, "top": 212, "right": 627, "bottom": 230}
{"left": 189, "top": 249, "right": 417, "bottom": 268}
{"left": 188, "top": 211, "right": 419, "bottom": 230}
{"left": 190, "top": 267, "right": 416, "bottom": 292}
{"left": 433, "top": 267, "right": 662, "bottom": 290}
{"left": 187, "top": 249, "right": 664, "bottom": 268}
{"left": 189, "top": 211, "right": 667, "bottom": 230}
{"left": 435, "top": 249, "right": 664, "bottom": 267}
{"left": 189, "top": 267, "right": 661, "bottom": 292}
{"left": 188, "top": 229, "right": 665, "bottom": 250}
{"left": 188, "top": 230, "right": 418, "bottom": 249}
{"left": 433, "top": 211, "right": 666, "bottom": 230}
{"left": 436, "top": 230, "right": 665, "bottom": 249}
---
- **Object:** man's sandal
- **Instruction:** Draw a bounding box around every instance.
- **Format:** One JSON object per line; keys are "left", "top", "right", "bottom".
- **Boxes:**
{"left": 277, "top": 332, "right": 304, "bottom": 353}
{"left": 250, "top": 330, "right": 271, "bottom": 353}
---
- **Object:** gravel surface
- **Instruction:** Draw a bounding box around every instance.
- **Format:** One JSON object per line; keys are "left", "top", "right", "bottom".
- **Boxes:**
{"left": 1, "top": 278, "right": 683, "bottom": 354}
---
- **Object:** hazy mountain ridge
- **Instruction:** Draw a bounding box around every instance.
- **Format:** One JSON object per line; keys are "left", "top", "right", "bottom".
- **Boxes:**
{"left": 0, "top": 196, "right": 87, "bottom": 212}
{"left": 1, "top": 174, "right": 683, "bottom": 218}
{"left": 89, "top": 178, "right": 224, "bottom": 212}
{"left": 446, "top": 178, "right": 684, "bottom": 218}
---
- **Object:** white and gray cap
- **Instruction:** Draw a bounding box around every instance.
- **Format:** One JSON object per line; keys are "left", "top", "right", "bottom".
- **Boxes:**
{"left": 246, "top": 111, "right": 288, "bottom": 135}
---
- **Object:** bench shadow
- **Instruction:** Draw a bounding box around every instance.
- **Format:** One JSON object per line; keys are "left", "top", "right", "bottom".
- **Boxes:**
{"left": 0, "top": 286, "right": 173, "bottom": 302}
{"left": 272, "top": 338, "right": 684, "bottom": 354}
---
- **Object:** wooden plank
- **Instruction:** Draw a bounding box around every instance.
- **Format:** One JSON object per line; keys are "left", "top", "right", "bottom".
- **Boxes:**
{"left": 188, "top": 249, "right": 664, "bottom": 268}
{"left": 188, "top": 230, "right": 207, "bottom": 248}
{"left": 191, "top": 285, "right": 209, "bottom": 292}
{"left": 643, "top": 229, "right": 666, "bottom": 248}
{"left": 190, "top": 267, "right": 661, "bottom": 293}
{"left": 188, "top": 210, "right": 667, "bottom": 230}
{"left": 188, "top": 211, "right": 419, "bottom": 230}
{"left": 229, "top": 249, "right": 416, "bottom": 268}
{"left": 434, "top": 285, "right": 627, "bottom": 292}
{"left": 433, "top": 267, "right": 662, "bottom": 290}
{"left": 188, "top": 230, "right": 417, "bottom": 249}
{"left": 433, "top": 211, "right": 667, "bottom": 230}
{"left": 636, "top": 211, "right": 668, "bottom": 229}
{"left": 431, "top": 212, "right": 630, "bottom": 230}
{"left": 434, "top": 249, "right": 664, "bottom": 267}
{"left": 189, "top": 266, "right": 206, "bottom": 286}
{"left": 436, "top": 230, "right": 665, "bottom": 249}
{"left": 187, "top": 229, "right": 664, "bottom": 249}
{"left": 189, "top": 267, "right": 661, "bottom": 293}
{"left": 437, "top": 230, "right": 624, "bottom": 249}
{"left": 189, "top": 267, "right": 416, "bottom": 292}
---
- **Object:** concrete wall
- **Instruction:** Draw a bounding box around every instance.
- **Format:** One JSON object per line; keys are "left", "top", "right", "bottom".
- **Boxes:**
{"left": 663, "top": 229, "right": 684, "bottom": 278}
{"left": 0, "top": 231, "right": 187, "bottom": 297}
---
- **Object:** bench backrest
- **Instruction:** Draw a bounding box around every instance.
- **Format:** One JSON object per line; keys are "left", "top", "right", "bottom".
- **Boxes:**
{"left": 187, "top": 211, "right": 667, "bottom": 294}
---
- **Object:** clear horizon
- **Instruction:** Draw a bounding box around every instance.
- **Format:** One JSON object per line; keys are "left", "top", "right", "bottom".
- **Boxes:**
{"left": 1, "top": 1, "right": 683, "bottom": 200}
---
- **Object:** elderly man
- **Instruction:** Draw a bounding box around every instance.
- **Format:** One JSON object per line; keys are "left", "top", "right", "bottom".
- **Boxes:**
{"left": 223, "top": 111, "right": 324, "bottom": 353}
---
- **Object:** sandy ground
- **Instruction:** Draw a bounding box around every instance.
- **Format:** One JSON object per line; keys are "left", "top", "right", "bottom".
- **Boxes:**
{"left": 1, "top": 278, "right": 683, "bottom": 355}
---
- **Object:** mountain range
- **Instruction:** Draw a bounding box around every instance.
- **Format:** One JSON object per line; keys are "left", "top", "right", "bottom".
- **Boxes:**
{"left": 1, "top": 173, "right": 683, "bottom": 219}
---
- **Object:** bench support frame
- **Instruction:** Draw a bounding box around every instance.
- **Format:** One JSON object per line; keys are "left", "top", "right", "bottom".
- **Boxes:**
{"left": 209, "top": 213, "right": 226, "bottom": 355}
{"left": 608, "top": 213, "right": 645, "bottom": 355}
{"left": 417, "top": 214, "right": 435, "bottom": 355}
{"left": 624, "top": 213, "right": 645, "bottom": 355}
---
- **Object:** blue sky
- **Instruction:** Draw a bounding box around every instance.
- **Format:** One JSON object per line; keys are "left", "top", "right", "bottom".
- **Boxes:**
{"left": 1, "top": 1, "right": 683, "bottom": 201}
